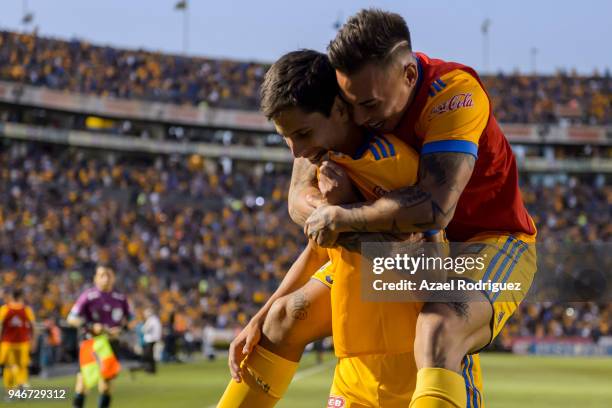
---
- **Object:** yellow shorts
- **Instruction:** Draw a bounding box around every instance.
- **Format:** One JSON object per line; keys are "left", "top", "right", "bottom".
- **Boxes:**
{"left": 458, "top": 232, "right": 537, "bottom": 345}
{"left": 328, "top": 352, "right": 484, "bottom": 408}
{"left": 0, "top": 341, "right": 30, "bottom": 367}
{"left": 312, "top": 260, "right": 335, "bottom": 289}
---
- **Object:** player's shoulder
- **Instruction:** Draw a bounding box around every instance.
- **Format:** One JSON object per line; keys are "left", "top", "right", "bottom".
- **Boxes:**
{"left": 420, "top": 69, "right": 489, "bottom": 123}
{"left": 356, "top": 133, "right": 419, "bottom": 163}
{"left": 428, "top": 69, "right": 486, "bottom": 103}
{"left": 25, "top": 306, "right": 35, "bottom": 319}
{"left": 80, "top": 287, "right": 100, "bottom": 301}
{"left": 381, "top": 134, "right": 418, "bottom": 160}
{"left": 110, "top": 291, "right": 127, "bottom": 302}
{"left": 6, "top": 302, "right": 24, "bottom": 311}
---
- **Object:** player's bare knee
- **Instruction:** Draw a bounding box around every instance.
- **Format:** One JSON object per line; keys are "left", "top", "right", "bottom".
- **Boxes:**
{"left": 75, "top": 374, "right": 86, "bottom": 394}
{"left": 98, "top": 379, "right": 111, "bottom": 394}
{"left": 262, "top": 296, "right": 292, "bottom": 345}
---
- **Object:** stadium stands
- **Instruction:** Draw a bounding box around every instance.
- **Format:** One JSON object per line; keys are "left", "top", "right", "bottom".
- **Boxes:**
{"left": 0, "top": 141, "right": 609, "bottom": 352}
{"left": 1, "top": 31, "right": 609, "bottom": 124}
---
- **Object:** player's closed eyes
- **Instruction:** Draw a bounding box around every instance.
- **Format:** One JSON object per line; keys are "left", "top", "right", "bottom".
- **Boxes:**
{"left": 295, "top": 130, "right": 311, "bottom": 139}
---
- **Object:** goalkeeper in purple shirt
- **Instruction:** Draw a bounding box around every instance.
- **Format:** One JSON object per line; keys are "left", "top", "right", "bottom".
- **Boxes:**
{"left": 67, "top": 265, "right": 132, "bottom": 408}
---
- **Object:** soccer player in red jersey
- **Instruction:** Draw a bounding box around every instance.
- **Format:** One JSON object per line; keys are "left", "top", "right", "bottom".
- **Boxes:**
{"left": 0, "top": 289, "right": 35, "bottom": 392}
{"left": 291, "top": 9, "right": 537, "bottom": 408}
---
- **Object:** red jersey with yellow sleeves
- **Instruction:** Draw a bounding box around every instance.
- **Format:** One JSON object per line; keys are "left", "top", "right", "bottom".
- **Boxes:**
{"left": 318, "top": 134, "right": 423, "bottom": 357}
{"left": 0, "top": 303, "right": 35, "bottom": 343}
{"left": 397, "top": 52, "right": 536, "bottom": 242}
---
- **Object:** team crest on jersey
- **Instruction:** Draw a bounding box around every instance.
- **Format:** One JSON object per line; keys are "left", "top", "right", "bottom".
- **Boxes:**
{"left": 327, "top": 395, "right": 346, "bottom": 407}
{"left": 430, "top": 93, "right": 474, "bottom": 116}
{"left": 8, "top": 315, "right": 24, "bottom": 327}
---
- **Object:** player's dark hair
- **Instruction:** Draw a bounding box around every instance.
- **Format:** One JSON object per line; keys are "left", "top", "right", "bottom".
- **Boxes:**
{"left": 260, "top": 49, "right": 339, "bottom": 119}
{"left": 328, "top": 8, "right": 412, "bottom": 75}
{"left": 12, "top": 288, "right": 23, "bottom": 300}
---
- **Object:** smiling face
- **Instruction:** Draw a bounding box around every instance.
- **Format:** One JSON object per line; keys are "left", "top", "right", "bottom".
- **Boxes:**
{"left": 336, "top": 58, "right": 419, "bottom": 133}
{"left": 272, "top": 99, "right": 358, "bottom": 162}
{"left": 273, "top": 108, "right": 348, "bottom": 163}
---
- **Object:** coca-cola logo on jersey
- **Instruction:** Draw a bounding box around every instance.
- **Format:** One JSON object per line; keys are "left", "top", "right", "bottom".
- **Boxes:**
{"left": 430, "top": 93, "right": 474, "bottom": 116}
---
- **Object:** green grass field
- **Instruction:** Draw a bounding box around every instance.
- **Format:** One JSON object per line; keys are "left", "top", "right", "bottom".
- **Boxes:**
{"left": 3, "top": 353, "right": 612, "bottom": 407}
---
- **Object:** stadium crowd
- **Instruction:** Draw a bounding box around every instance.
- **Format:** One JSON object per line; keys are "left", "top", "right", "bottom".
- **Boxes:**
{"left": 0, "top": 141, "right": 610, "bottom": 356}
{"left": 0, "top": 31, "right": 610, "bottom": 124}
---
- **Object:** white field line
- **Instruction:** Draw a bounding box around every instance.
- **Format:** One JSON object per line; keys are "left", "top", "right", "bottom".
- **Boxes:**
{"left": 291, "top": 359, "right": 335, "bottom": 382}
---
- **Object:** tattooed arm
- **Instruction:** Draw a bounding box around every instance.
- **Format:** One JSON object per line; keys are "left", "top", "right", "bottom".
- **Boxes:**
{"left": 304, "top": 152, "right": 475, "bottom": 247}
{"left": 310, "top": 159, "right": 425, "bottom": 251}
{"left": 288, "top": 158, "right": 325, "bottom": 227}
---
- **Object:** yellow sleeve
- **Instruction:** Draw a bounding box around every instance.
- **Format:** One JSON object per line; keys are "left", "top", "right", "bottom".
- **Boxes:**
{"left": 25, "top": 306, "right": 35, "bottom": 323}
{"left": 0, "top": 305, "right": 7, "bottom": 323}
{"left": 416, "top": 69, "right": 489, "bottom": 158}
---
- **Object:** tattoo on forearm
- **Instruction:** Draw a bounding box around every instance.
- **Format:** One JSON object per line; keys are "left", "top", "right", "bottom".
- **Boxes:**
{"left": 288, "top": 158, "right": 319, "bottom": 224}
{"left": 316, "top": 152, "right": 475, "bottom": 237}
{"left": 413, "top": 152, "right": 475, "bottom": 227}
{"left": 339, "top": 186, "right": 431, "bottom": 234}
{"left": 419, "top": 153, "right": 475, "bottom": 193}
{"left": 291, "top": 158, "right": 317, "bottom": 187}
{"left": 291, "top": 291, "right": 310, "bottom": 320}
{"left": 413, "top": 200, "right": 458, "bottom": 230}
{"left": 395, "top": 187, "right": 432, "bottom": 208}
{"left": 289, "top": 158, "right": 317, "bottom": 195}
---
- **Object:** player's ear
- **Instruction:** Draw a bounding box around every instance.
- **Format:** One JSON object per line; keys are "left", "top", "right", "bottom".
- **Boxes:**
{"left": 404, "top": 62, "right": 418, "bottom": 87}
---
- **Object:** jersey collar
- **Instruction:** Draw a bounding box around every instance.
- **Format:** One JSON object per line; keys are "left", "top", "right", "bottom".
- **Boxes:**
{"left": 351, "top": 132, "right": 376, "bottom": 159}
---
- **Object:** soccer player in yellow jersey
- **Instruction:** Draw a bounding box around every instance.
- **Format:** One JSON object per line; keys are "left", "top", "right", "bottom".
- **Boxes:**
{"left": 0, "top": 289, "right": 35, "bottom": 392}
{"left": 218, "top": 50, "right": 484, "bottom": 407}
{"left": 292, "top": 9, "right": 537, "bottom": 408}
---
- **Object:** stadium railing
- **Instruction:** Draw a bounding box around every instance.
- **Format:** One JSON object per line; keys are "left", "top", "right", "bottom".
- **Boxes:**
{"left": 0, "top": 80, "right": 610, "bottom": 146}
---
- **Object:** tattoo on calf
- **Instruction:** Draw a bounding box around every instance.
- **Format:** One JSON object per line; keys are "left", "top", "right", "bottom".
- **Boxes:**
{"left": 291, "top": 291, "right": 311, "bottom": 320}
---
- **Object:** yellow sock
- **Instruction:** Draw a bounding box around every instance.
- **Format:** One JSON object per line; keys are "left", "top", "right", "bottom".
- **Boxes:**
{"left": 16, "top": 365, "right": 29, "bottom": 386}
{"left": 217, "top": 345, "right": 299, "bottom": 408}
{"left": 410, "top": 367, "right": 466, "bottom": 408}
{"left": 3, "top": 365, "right": 16, "bottom": 390}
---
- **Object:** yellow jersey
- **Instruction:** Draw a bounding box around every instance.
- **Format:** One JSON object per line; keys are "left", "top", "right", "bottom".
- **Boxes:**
{"left": 325, "top": 133, "right": 422, "bottom": 357}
